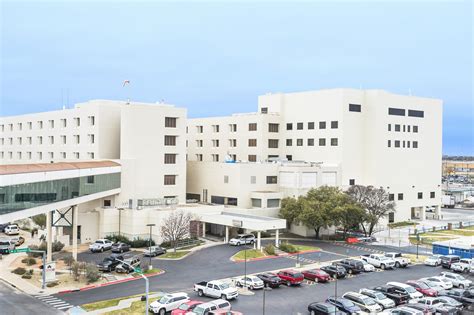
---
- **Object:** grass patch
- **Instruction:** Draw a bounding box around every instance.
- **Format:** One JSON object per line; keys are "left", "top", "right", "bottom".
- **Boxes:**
{"left": 232, "top": 249, "right": 267, "bottom": 260}
{"left": 409, "top": 235, "right": 458, "bottom": 246}
{"left": 388, "top": 221, "right": 418, "bottom": 229}
{"left": 143, "top": 268, "right": 161, "bottom": 275}
{"left": 292, "top": 244, "right": 320, "bottom": 252}
{"left": 157, "top": 251, "right": 190, "bottom": 259}
{"left": 436, "top": 229, "right": 474, "bottom": 237}
{"left": 103, "top": 298, "right": 160, "bottom": 315}
{"left": 81, "top": 292, "right": 161, "bottom": 312}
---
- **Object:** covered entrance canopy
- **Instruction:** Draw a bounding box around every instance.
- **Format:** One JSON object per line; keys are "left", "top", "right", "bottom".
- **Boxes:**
{"left": 199, "top": 211, "right": 286, "bottom": 249}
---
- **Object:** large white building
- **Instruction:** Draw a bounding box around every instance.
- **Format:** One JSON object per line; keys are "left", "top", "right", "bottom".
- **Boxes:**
{"left": 187, "top": 89, "right": 443, "bottom": 227}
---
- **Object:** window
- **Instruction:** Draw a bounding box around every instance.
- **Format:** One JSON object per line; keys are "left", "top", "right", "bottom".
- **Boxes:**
{"left": 297, "top": 139, "right": 303, "bottom": 146}
{"left": 212, "top": 139, "right": 219, "bottom": 147}
{"left": 37, "top": 136, "right": 43, "bottom": 145}
{"left": 251, "top": 198, "right": 261, "bottom": 207}
{"left": 212, "top": 154, "right": 219, "bottom": 162}
{"left": 60, "top": 119, "right": 67, "bottom": 128}
{"left": 88, "top": 152, "right": 94, "bottom": 159}
{"left": 230, "top": 154, "right": 237, "bottom": 161}
{"left": 403, "top": 140, "right": 406, "bottom": 148}
{"left": 229, "top": 139, "right": 237, "bottom": 147}
{"left": 418, "top": 192, "right": 423, "bottom": 199}
{"left": 87, "top": 176, "right": 95, "bottom": 184}
{"left": 37, "top": 121, "right": 43, "bottom": 129}
{"left": 17, "top": 122, "right": 22, "bottom": 130}
{"left": 164, "top": 175, "right": 176, "bottom": 185}
{"left": 430, "top": 191, "right": 435, "bottom": 198}
{"left": 398, "top": 193, "right": 403, "bottom": 200}
{"left": 18, "top": 152, "right": 22, "bottom": 159}
{"left": 60, "top": 152, "right": 66, "bottom": 159}
{"left": 261, "top": 107, "right": 268, "bottom": 114}
{"left": 408, "top": 110, "right": 424, "bottom": 118}
{"left": 267, "top": 199, "right": 280, "bottom": 208}
{"left": 224, "top": 175, "right": 229, "bottom": 183}
{"left": 413, "top": 141, "right": 418, "bottom": 148}
{"left": 88, "top": 134, "right": 95, "bottom": 144}
{"left": 248, "top": 139, "right": 257, "bottom": 147}
{"left": 286, "top": 139, "right": 292, "bottom": 146}
{"left": 74, "top": 135, "right": 80, "bottom": 144}
{"left": 331, "top": 138, "right": 338, "bottom": 146}
{"left": 407, "top": 141, "right": 411, "bottom": 148}
{"left": 0, "top": 138, "right": 3, "bottom": 146}
{"left": 286, "top": 123, "right": 293, "bottom": 130}
{"left": 165, "top": 135, "right": 177, "bottom": 146}
{"left": 74, "top": 117, "right": 81, "bottom": 127}
{"left": 297, "top": 122, "right": 303, "bottom": 130}
{"left": 60, "top": 135, "right": 66, "bottom": 144}
{"left": 388, "top": 107, "right": 406, "bottom": 116}
{"left": 8, "top": 123, "right": 13, "bottom": 131}
{"left": 268, "top": 139, "right": 279, "bottom": 148}
{"left": 389, "top": 194, "right": 395, "bottom": 201}
{"left": 319, "top": 138, "right": 326, "bottom": 146}
{"left": 165, "top": 117, "right": 177, "bottom": 128}
{"left": 331, "top": 121, "right": 338, "bottom": 129}
{"left": 27, "top": 122, "right": 32, "bottom": 129}
{"left": 349, "top": 104, "right": 361, "bottom": 112}
{"left": 48, "top": 136, "right": 54, "bottom": 144}
{"left": 196, "top": 140, "right": 203, "bottom": 147}
{"left": 196, "top": 125, "right": 203, "bottom": 133}
{"left": 349, "top": 179, "right": 355, "bottom": 185}
{"left": 394, "top": 140, "right": 400, "bottom": 148}
{"left": 37, "top": 152, "right": 43, "bottom": 160}
{"left": 248, "top": 155, "right": 257, "bottom": 162}
{"left": 211, "top": 124, "right": 219, "bottom": 132}
{"left": 49, "top": 120, "right": 54, "bottom": 128}
{"left": 73, "top": 152, "right": 79, "bottom": 159}
{"left": 388, "top": 212, "right": 395, "bottom": 223}
{"left": 266, "top": 176, "right": 278, "bottom": 184}
{"left": 307, "top": 138, "right": 314, "bottom": 146}
{"left": 88, "top": 116, "right": 95, "bottom": 126}
{"left": 229, "top": 124, "right": 237, "bottom": 132}
{"left": 388, "top": 124, "right": 391, "bottom": 131}
{"left": 27, "top": 152, "right": 32, "bottom": 159}
{"left": 103, "top": 200, "right": 111, "bottom": 207}
{"left": 319, "top": 121, "right": 326, "bottom": 129}
{"left": 413, "top": 125, "right": 418, "bottom": 133}
{"left": 248, "top": 123, "right": 257, "bottom": 131}
{"left": 388, "top": 140, "right": 391, "bottom": 147}
{"left": 196, "top": 154, "right": 203, "bottom": 161}
{"left": 27, "top": 137, "right": 32, "bottom": 145}
{"left": 395, "top": 124, "right": 401, "bottom": 132}
{"left": 164, "top": 154, "right": 177, "bottom": 164}
{"left": 268, "top": 123, "right": 279, "bottom": 132}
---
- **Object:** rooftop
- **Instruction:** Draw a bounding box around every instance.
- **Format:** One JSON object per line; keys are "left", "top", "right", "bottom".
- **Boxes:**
{"left": 0, "top": 160, "right": 121, "bottom": 175}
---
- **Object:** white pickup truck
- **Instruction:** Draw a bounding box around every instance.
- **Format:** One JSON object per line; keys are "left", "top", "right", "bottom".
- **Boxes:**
{"left": 194, "top": 280, "right": 238, "bottom": 300}
{"left": 450, "top": 258, "right": 473, "bottom": 273}
{"left": 385, "top": 252, "right": 411, "bottom": 268}
{"left": 361, "top": 254, "right": 396, "bottom": 270}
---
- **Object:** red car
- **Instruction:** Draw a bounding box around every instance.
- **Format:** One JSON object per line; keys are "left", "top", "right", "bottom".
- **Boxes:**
{"left": 406, "top": 280, "right": 438, "bottom": 297}
{"left": 302, "top": 269, "right": 331, "bottom": 283}
{"left": 277, "top": 269, "right": 304, "bottom": 286}
{"left": 171, "top": 300, "right": 203, "bottom": 315}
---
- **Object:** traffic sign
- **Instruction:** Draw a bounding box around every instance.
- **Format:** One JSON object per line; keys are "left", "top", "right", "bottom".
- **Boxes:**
{"left": 10, "top": 248, "right": 31, "bottom": 253}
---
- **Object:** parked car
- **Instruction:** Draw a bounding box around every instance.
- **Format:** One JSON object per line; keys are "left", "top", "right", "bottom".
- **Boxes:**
{"left": 171, "top": 300, "right": 203, "bottom": 315}
{"left": 194, "top": 280, "right": 238, "bottom": 300}
{"left": 417, "top": 279, "right": 447, "bottom": 296}
{"left": 256, "top": 272, "right": 282, "bottom": 288}
{"left": 228, "top": 234, "right": 255, "bottom": 246}
{"left": 387, "top": 282, "right": 423, "bottom": 301}
{"left": 371, "top": 285, "right": 410, "bottom": 305}
{"left": 302, "top": 269, "right": 331, "bottom": 283}
{"left": 422, "top": 277, "right": 454, "bottom": 290}
{"left": 403, "top": 303, "right": 436, "bottom": 315}
{"left": 115, "top": 256, "right": 141, "bottom": 273}
{"left": 359, "top": 288, "right": 396, "bottom": 309}
{"left": 342, "top": 292, "right": 383, "bottom": 313}
{"left": 321, "top": 265, "right": 346, "bottom": 279}
{"left": 0, "top": 223, "right": 11, "bottom": 233}
{"left": 450, "top": 258, "right": 473, "bottom": 273}
{"left": 111, "top": 242, "right": 130, "bottom": 253}
{"left": 385, "top": 306, "right": 424, "bottom": 314}
{"left": 277, "top": 269, "right": 304, "bottom": 286}
{"left": 208, "top": 310, "right": 243, "bottom": 315}
{"left": 405, "top": 280, "right": 438, "bottom": 297}
{"left": 307, "top": 302, "right": 345, "bottom": 315}
{"left": 0, "top": 238, "right": 15, "bottom": 254}
{"left": 190, "top": 299, "right": 231, "bottom": 315}
{"left": 440, "top": 255, "right": 460, "bottom": 269}
{"left": 325, "top": 296, "right": 362, "bottom": 314}
{"left": 144, "top": 246, "right": 167, "bottom": 257}
{"left": 354, "top": 259, "right": 375, "bottom": 272}
{"left": 149, "top": 292, "right": 189, "bottom": 315}
{"left": 4, "top": 224, "right": 20, "bottom": 235}
{"left": 235, "top": 275, "right": 264, "bottom": 290}
{"left": 361, "top": 254, "right": 396, "bottom": 270}
{"left": 435, "top": 296, "right": 464, "bottom": 312}
{"left": 10, "top": 236, "right": 25, "bottom": 246}
{"left": 424, "top": 255, "right": 442, "bottom": 267}
{"left": 97, "top": 254, "right": 124, "bottom": 272}
{"left": 385, "top": 252, "right": 410, "bottom": 268}
{"left": 89, "top": 239, "right": 113, "bottom": 252}
{"left": 440, "top": 288, "right": 474, "bottom": 307}
{"left": 417, "top": 297, "right": 459, "bottom": 314}
{"left": 440, "top": 272, "right": 472, "bottom": 289}
{"left": 333, "top": 259, "right": 364, "bottom": 274}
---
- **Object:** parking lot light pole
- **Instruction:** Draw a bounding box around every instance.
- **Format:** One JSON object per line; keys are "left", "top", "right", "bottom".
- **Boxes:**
{"left": 146, "top": 224, "right": 155, "bottom": 270}
{"left": 262, "top": 287, "right": 271, "bottom": 315}
{"left": 244, "top": 249, "right": 247, "bottom": 288}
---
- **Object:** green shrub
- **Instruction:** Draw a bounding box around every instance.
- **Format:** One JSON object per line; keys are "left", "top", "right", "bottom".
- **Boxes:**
{"left": 264, "top": 244, "right": 276, "bottom": 255}
{"left": 130, "top": 237, "right": 155, "bottom": 248}
{"left": 62, "top": 255, "right": 75, "bottom": 268}
{"left": 159, "top": 237, "right": 197, "bottom": 249}
{"left": 27, "top": 245, "right": 42, "bottom": 258}
{"left": 105, "top": 234, "right": 132, "bottom": 244}
{"left": 12, "top": 267, "right": 27, "bottom": 275}
{"left": 251, "top": 231, "right": 272, "bottom": 238}
{"left": 85, "top": 263, "right": 100, "bottom": 283}
{"left": 21, "top": 274, "right": 32, "bottom": 279}
{"left": 21, "top": 257, "right": 37, "bottom": 266}
{"left": 28, "top": 269, "right": 34, "bottom": 275}
{"left": 279, "top": 242, "right": 297, "bottom": 253}
{"left": 46, "top": 282, "right": 58, "bottom": 288}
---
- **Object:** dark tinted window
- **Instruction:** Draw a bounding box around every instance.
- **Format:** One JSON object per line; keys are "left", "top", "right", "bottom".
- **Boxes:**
{"left": 349, "top": 104, "right": 361, "bottom": 112}
{"left": 297, "top": 122, "right": 303, "bottom": 130}
{"left": 308, "top": 122, "right": 315, "bottom": 129}
{"left": 286, "top": 123, "right": 293, "bottom": 130}
{"left": 388, "top": 108, "right": 406, "bottom": 116}
{"left": 319, "top": 121, "right": 326, "bottom": 129}
{"left": 408, "top": 110, "right": 424, "bottom": 118}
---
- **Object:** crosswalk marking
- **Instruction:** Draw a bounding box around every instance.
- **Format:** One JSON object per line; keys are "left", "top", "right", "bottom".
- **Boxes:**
{"left": 32, "top": 294, "right": 74, "bottom": 312}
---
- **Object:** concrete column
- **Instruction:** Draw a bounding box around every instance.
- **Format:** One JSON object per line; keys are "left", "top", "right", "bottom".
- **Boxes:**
{"left": 275, "top": 229, "right": 279, "bottom": 247}
{"left": 202, "top": 222, "right": 206, "bottom": 237}
{"left": 46, "top": 210, "right": 53, "bottom": 262}
{"left": 72, "top": 205, "right": 78, "bottom": 261}
{"left": 225, "top": 226, "right": 229, "bottom": 243}
{"left": 257, "top": 231, "right": 261, "bottom": 250}
{"left": 420, "top": 206, "right": 426, "bottom": 221}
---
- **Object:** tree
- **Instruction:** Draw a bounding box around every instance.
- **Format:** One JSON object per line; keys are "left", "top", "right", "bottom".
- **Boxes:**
{"left": 346, "top": 185, "right": 395, "bottom": 236}
{"left": 334, "top": 200, "right": 367, "bottom": 238}
{"left": 32, "top": 214, "right": 46, "bottom": 229}
{"left": 279, "top": 196, "right": 304, "bottom": 228}
{"left": 161, "top": 211, "right": 193, "bottom": 252}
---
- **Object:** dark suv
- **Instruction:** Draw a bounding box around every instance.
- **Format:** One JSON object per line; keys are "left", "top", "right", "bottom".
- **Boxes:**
{"left": 97, "top": 254, "right": 124, "bottom": 272}
{"left": 441, "top": 255, "right": 460, "bottom": 269}
{"left": 334, "top": 259, "right": 364, "bottom": 274}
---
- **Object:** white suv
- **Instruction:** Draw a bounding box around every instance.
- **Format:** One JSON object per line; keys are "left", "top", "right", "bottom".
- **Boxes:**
{"left": 149, "top": 292, "right": 189, "bottom": 315}
{"left": 342, "top": 292, "right": 383, "bottom": 313}
{"left": 229, "top": 234, "right": 255, "bottom": 246}
{"left": 89, "top": 239, "right": 113, "bottom": 252}
{"left": 440, "top": 272, "right": 472, "bottom": 289}
{"left": 4, "top": 225, "right": 20, "bottom": 235}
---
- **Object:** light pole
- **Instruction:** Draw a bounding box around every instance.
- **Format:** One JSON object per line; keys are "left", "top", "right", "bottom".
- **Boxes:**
{"left": 262, "top": 287, "right": 272, "bottom": 315}
{"left": 244, "top": 248, "right": 247, "bottom": 288}
{"left": 146, "top": 223, "right": 155, "bottom": 270}
{"left": 334, "top": 275, "right": 338, "bottom": 315}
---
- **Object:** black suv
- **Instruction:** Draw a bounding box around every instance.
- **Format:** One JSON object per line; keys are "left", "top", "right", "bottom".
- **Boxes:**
{"left": 333, "top": 259, "right": 364, "bottom": 274}
{"left": 97, "top": 254, "right": 124, "bottom": 272}
{"left": 441, "top": 255, "right": 460, "bottom": 269}
{"left": 256, "top": 272, "right": 282, "bottom": 288}
{"left": 321, "top": 265, "right": 347, "bottom": 279}
{"left": 371, "top": 285, "right": 409, "bottom": 305}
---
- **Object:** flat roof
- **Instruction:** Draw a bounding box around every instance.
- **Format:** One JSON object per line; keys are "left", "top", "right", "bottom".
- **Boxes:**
{"left": 0, "top": 160, "right": 121, "bottom": 175}
{"left": 200, "top": 210, "right": 286, "bottom": 230}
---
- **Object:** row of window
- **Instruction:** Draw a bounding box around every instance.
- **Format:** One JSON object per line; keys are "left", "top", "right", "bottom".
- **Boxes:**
{"left": 0, "top": 151, "right": 94, "bottom": 160}
{"left": 388, "top": 191, "right": 436, "bottom": 201}
{"left": 1, "top": 134, "right": 95, "bottom": 146}
{"left": 192, "top": 121, "right": 341, "bottom": 134}
{"left": 223, "top": 175, "right": 277, "bottom": 185}
{"left": 388, "top": 108, "right": 424, "bottom": 118}
{"left": 388, "top": 124, "right": 419, "bottom": 133}
{"left": 388, "top": 140, "right": 419, "bottom": 148}
{"left": 287, "top": 138, "right": 338, "bottom": 147}
{"left": 0, "top": 117, "right": 95, "bottom": 132}
{"left": 286, "top": 121, "right": 338, "bottom": 130}
{"left": 195, "top": 137, "right": 339, "bottom": 149}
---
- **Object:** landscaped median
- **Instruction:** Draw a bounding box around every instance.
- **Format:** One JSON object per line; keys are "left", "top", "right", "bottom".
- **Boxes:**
{"left": 81, "top": 292, "right": 165, "bottom": 314}
{"left": 155, "top": 250, "right": 190, "bottom": 260}
{"left": 230, "top": 242, "right": 321, "bottom": 262}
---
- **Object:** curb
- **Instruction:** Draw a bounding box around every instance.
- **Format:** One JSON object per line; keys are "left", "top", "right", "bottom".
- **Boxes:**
{"left": 232, "top": 249, "right": 321, "bottom": 263}
{"left": 57, "top": 270, "right": 165, "bottom": 294}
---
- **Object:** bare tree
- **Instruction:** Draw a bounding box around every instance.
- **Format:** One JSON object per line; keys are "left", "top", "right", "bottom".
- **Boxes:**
{"left": 346, "top": 185, "right": 395, "bottom": 236}
{"left": 161, "top": 211, "right": 193, "bottom": 252}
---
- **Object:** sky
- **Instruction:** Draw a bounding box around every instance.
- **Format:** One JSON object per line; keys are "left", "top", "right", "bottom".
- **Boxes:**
{"left": 1, "top": 0, "right": 473, "bottom": 155}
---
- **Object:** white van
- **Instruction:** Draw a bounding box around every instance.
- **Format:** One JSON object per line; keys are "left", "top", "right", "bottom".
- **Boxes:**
{"left": 386, "top": 282, "right": 423, "bottom": 300}
{"left": 4, "top": 225, "right": 20, "bottom": 235}
{"left": 189, "top": 299, "right": 231, "bottom": 315}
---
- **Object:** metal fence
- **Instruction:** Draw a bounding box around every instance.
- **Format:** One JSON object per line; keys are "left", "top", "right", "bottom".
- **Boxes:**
{"left": 408, "top": 221, "right": 474, "bottom": 235}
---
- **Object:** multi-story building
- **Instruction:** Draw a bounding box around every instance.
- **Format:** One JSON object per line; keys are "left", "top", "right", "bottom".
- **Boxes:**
{"left": 187, "top": 89, "right": 443, "bottom": 226}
